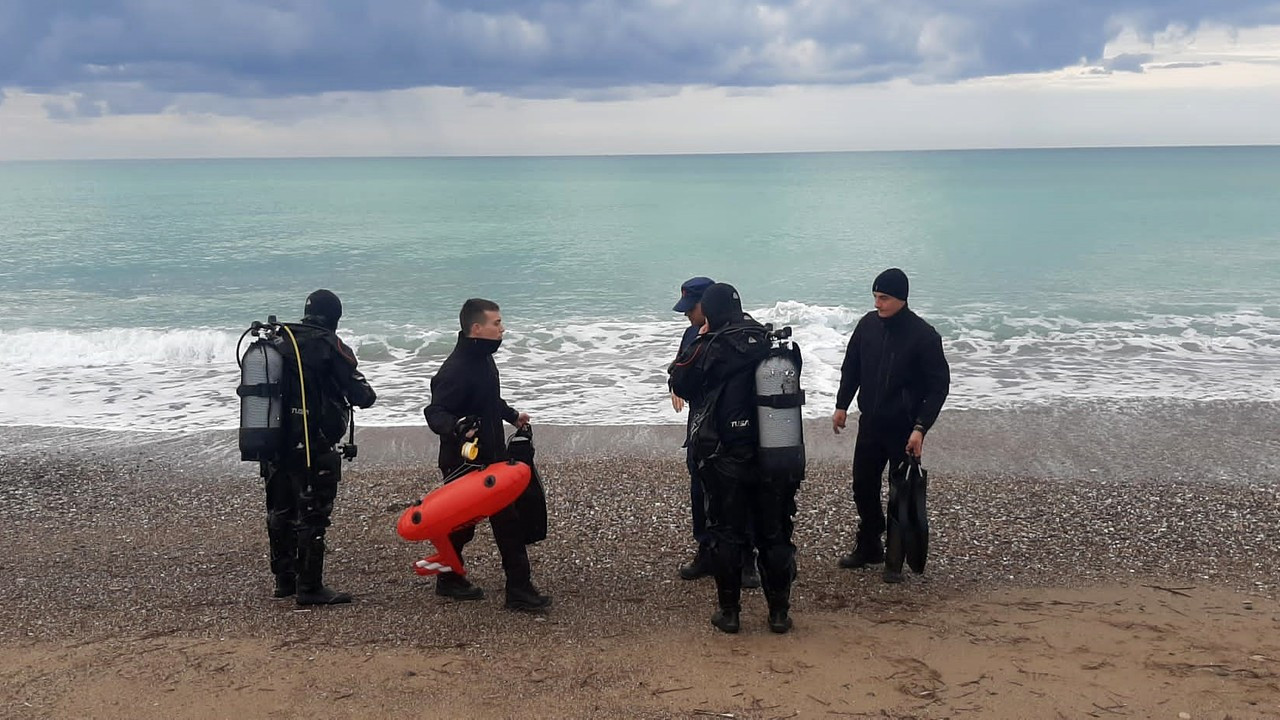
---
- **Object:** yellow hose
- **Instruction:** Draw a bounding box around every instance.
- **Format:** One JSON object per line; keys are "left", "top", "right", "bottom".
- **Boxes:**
{"left": 278, "top": 324, "right": 311, "bottom": 468}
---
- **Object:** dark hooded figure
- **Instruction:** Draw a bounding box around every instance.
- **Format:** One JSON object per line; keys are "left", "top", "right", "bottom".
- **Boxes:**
{"left": 262, "top": 289, "right": 377, "bottom": 606}
{"left": 669, "top": 283, "right": 799, "bottom": 634}
{"left": 668, "top": 276, "right": 761, "bottom": 590}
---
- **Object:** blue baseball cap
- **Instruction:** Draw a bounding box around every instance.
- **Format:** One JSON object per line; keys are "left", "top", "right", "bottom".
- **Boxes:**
{"left": 673, "top": 276, "right": 715, "bottom": 313}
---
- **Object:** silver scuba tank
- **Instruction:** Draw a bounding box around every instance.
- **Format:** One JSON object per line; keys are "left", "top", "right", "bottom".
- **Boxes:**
{"left": 237, "top": 321, "right": 285, "bottom": 461}
{"left": 755, "top": 325, "right": 805, "bottom": 475}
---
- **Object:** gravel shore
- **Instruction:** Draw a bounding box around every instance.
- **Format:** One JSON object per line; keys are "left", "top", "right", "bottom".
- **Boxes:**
{"left": 3, "top": 406, "right": 1278, "bottom": 718}
{"left": 2, "top": 452, "right": 1276, "bottom": 650}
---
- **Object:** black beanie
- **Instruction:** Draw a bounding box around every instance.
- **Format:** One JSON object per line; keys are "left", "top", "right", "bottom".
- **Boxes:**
{"left": 700, "top": 282, "right": 744, "bottom": 330}
{"left": 872, "top": 268, "right": 909, "bottom": 301}
{"left": 304, "top": 289, "right": 342, "bottom": 330}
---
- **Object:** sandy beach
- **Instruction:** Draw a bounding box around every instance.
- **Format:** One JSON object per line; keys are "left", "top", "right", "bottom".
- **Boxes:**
{"left": 2, "top": 409, "right": 1279, "bottom": 719}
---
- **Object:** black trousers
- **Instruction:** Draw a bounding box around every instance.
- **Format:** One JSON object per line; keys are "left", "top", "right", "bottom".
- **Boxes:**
{"left": 851, "top": 424, "right": 912, "bottom": 542}
{"left": 687, "top": 445, "right": 711, "bottom": 547}
{"left": 699, "top": 447, "right": 798, "bottom": 610}
{"left": 439, "top": 467, "right": 532, "bottom": 588}
{"left": 264, "top": 448, "right": 342, "bottom": 578}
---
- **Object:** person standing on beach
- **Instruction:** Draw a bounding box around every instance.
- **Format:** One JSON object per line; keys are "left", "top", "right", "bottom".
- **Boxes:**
{"left": 832, "top": 268, "right": 950, "bottom": 583}
{"left": 670, "top": 276, "right": 716, "bottom": 580}
{"left": 424, "top": 298, "right": 551, "bottom": 611}
{"left": 670, "top": 283, "right": 798, "bottom": 634}
{"left": 262, "top": 289, "right": 377, "bottom": 605}
{"left": 670, "top": 277, "right": 761, "bottom": 590}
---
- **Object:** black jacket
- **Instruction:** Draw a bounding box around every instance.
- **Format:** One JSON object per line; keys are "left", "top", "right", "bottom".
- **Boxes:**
{"left": 283, "top": 321, "right": 377, "bottom": 449}
{"left": 669, "top": 314, "right": 771, "bottom": 456}
{"left": 424, "top": 333, "right": 520, "bottom": 472}
{"left": 835, "top": 306, "right": 950, "bottom": 434}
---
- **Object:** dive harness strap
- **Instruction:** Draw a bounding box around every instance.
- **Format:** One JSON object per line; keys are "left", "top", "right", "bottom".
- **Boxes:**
{"left": 756, "top": 391, "right": 805, "bottom": 408}
{"left": 236, "top": 382, "right": 281, "bottom": 397}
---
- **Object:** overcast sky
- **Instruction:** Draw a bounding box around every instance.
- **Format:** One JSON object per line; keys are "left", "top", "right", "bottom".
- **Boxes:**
{"left": 2, "top": 1, "right": 1279, "bottom": 159}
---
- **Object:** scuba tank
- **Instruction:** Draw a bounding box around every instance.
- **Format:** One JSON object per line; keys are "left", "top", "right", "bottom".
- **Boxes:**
{"left": 236, "top": 315, "right": 359, "bottom": 467}
{"left": 755, "top": 324, "right": 805, "bottom": 475}
{"left": 236, "top": 318, "right": 286, "bottom": 461}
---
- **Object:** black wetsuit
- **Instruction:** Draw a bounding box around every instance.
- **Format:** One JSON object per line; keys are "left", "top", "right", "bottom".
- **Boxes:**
{"left": 263, "top": 320, "right": 376, "bottom": 593}
{"left": 423, "top": 333, "right": 531, "bottom": 589}
{"left": 835, "top": 307, "right": 949, "bottom": 543}
{"left": 670, "top": 296, "right": 796, "bottom": 620}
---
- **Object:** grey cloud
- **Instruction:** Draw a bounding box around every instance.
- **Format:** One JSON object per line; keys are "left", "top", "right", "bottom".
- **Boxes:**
{"left": 1, "top": 0, "right": 1277, "bottom": 118}
{"left": 1103, "top": 53, "right": 1154, "bottom": 73}
{"left": 42, "top": 93, "right": 105, "bottom": 120}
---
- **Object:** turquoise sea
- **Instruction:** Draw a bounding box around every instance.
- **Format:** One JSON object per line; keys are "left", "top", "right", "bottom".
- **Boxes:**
{"left": 1, "top": 147, "right": 1277, "bottom": 430}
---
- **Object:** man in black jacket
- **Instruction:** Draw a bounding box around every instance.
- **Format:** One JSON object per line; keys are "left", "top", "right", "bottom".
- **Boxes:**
{"left": 424, "top": 298, "right": 551, "bottom": 611}
{"left": 263, "top": 289, "right": 377, "bottom": 606}
{"left": 832, "top": 268, "right": 950, "bottom": 583}
{"left": 670, "top": 283, "right": 798, "bottom": 634}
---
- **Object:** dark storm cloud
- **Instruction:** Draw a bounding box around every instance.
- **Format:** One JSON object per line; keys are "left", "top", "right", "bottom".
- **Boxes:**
{"left": 2, "top": 1, "right": 1277, "bottom": 115}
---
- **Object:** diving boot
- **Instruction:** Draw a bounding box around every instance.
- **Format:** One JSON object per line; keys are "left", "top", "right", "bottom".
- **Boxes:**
{"left": 295, "top": 536, "right": 353, "bottom": 606}
{"left": 838, "top": 536, "right": 885, "bottom": 569}
{"left": 505, "top": 583, "right": 552, "bottom": 612}
{"left": 711, "top": 607, "right": 741, "bottom": 634}
{"left": 711, "top": 581, "right": 742, "bottom": 633}
{"left": 768, "top": 608, "right": 793, "bottom": 634}
{"left": 679, "top": 546, "right": 713, "bottom": 580}
{"left": 882, "top": 567, "right": 905, "bottom": 584}
{"left": 436, "top": 573, "right": 485, "bottom": 601}
{"left": 765, "top": 590, "right": 793, "bottom": 633}
{"left": 272, "top": 574, "right": 296, "bottom": 599}
{"left": 267, "top": 527, "right": 297, "bottom": 598}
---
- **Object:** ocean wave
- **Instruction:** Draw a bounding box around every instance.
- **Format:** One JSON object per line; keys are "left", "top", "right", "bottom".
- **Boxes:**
{"left": 2, "top": 303, "right": 1278, "bottom": 431}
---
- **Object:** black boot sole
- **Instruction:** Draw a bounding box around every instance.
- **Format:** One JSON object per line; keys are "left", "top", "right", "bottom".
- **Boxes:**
{"left": 296, "top": 592, "right": 354, "bottom": 605}
{"left": 436, "top": 587, "right": 485, "bottom": 601}
{"left": 768, "top": 616, "right": 793, "bottom": 634}
{"left": 504, "top": 598, "right": 552, "bottom": 612}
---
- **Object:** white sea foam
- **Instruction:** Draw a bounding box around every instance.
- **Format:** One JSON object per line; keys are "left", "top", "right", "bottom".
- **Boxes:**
{"left": 2, "top": 303, "right": 1278, "bottom": 431}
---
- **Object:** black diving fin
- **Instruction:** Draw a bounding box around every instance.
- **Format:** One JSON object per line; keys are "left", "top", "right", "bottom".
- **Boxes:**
{"left": 905, "top": 458, "right": 929, "bottom": 574}
{"left": 886, "top": 457, "right": 930, "bottom": 576}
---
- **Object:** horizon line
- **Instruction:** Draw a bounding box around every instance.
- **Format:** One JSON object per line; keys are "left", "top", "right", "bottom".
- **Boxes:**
{"left": 2, "top": 141, "right": 1278, "bottom": 164}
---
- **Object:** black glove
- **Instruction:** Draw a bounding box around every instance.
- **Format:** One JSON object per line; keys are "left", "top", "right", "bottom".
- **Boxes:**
{"left": 454, "top": 415, "right": 480, "bottom": 439}
{"left": 507, "top": 425, "right": 535, "bottom": 464}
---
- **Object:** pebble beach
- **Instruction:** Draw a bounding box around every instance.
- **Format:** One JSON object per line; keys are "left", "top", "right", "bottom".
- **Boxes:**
{"left": 2, "top": 405, "right": 1279, "bottom": 719}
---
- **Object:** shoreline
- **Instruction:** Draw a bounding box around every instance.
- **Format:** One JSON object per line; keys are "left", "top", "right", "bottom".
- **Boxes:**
{"left": 3, "top": 399, "right": 1277, "bottom": 484}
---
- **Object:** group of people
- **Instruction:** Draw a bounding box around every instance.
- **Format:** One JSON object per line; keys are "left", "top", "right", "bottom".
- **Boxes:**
{"left": 666, "top": 270, "right": 950, "bottom": 633}
{"left": 256, "top": 268, "right": 951, "bottom": 635}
